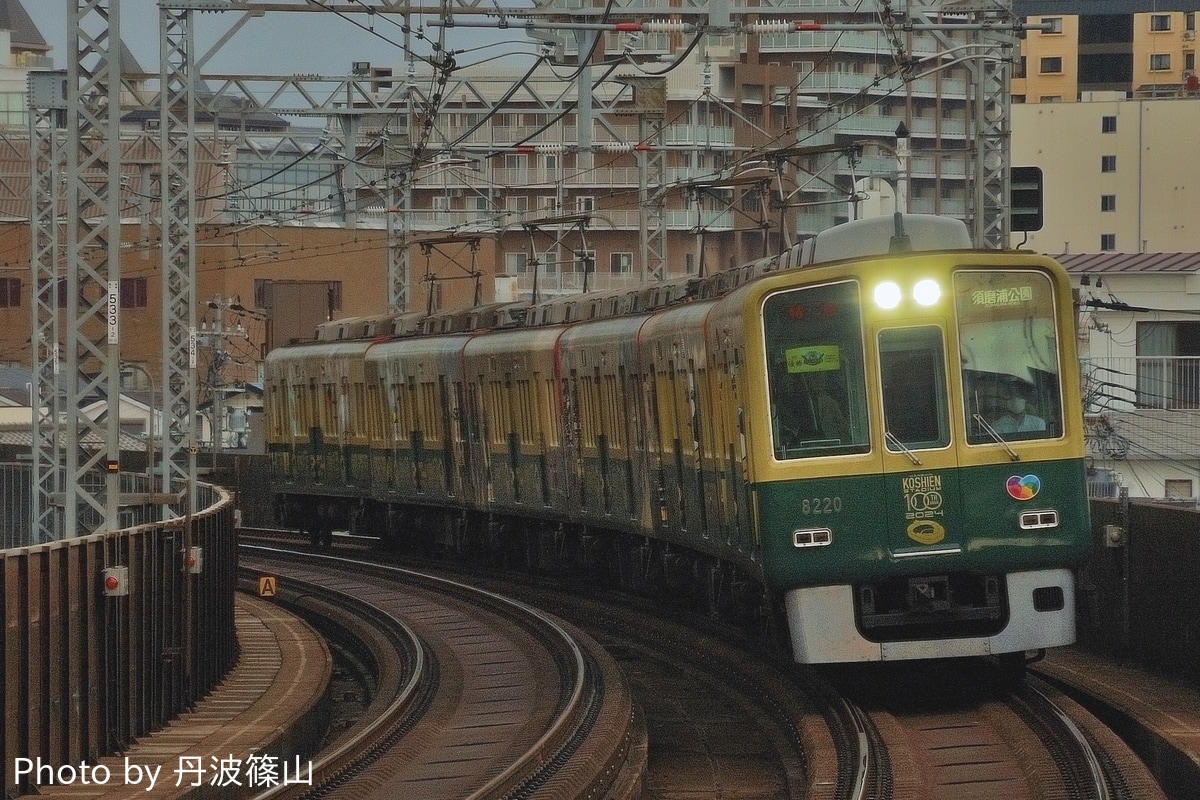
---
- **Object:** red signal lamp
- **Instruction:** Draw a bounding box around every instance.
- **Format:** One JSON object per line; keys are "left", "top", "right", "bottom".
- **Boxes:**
{"left": 102, "top": 566, "right": 129, "bottom": 597}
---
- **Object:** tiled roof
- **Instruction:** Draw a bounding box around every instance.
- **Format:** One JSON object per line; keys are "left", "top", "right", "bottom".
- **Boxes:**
{"left": 0, "top": 0, "right": 48, "bottom": 52}
{"left": 0, "top": 422, "right": 147, "bottom": 451}
{"left": 1050, "top": 252, "right": 1200, "bottom": 274}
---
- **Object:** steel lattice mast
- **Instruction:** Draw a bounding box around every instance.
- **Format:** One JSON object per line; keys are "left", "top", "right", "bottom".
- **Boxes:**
{"left": 941, "top": 0, "right": 1016, "bottom": 248}
{"left": 62, "top": 0, "right": 124, "bottom": 535}
{"left": 159, "top": 4, "right": 200, "bottom": 516}
{"left": 28, "top": 74, "right": 66, "bottom": 542}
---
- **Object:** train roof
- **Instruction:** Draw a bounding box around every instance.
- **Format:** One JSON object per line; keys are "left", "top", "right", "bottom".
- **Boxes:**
{"left": 293, "top": 214, "right": 976, "bottom": 346}
{"left": 802, "top": 213, "right": 972, "bottom": 266}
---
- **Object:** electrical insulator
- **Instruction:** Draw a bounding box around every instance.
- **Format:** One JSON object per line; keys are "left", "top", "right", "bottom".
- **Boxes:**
{"left": 641, "top": 20, "right": 691, "bottom": 34}
{"left": 102, "top": 566, "right": 129, "bottom": 597}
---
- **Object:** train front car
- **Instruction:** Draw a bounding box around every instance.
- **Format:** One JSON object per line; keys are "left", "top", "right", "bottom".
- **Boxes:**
{"left": 743, "top": 216, "right": 1091, "bottom": 664}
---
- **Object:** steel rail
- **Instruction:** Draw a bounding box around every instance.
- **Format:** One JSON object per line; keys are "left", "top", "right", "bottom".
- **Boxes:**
{"left": 240, "top": 543, "right": 599, "bottom": 800}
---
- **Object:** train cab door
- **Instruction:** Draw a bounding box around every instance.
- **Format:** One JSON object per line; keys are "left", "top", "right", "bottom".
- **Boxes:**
{"left": 874, "top": 323, "right": 966, "bottom": 560}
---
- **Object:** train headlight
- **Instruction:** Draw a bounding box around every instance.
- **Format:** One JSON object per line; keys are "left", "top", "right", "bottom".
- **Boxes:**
{"left": 913, "top": 279, "right": 941, "bottom": 306}
{"left": 874, "top": 281, "right": 902, "bottom": 309}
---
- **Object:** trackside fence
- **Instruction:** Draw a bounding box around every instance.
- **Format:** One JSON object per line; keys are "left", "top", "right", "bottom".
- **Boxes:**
{"left": 1079, "top": 496, "right": 1200, "bottom": 683}
{"left": 1, "top": 479, "right": 238, "bottom": 798}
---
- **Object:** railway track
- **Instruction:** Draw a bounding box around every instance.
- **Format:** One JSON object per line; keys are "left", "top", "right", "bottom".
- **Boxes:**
{"left": 239, "top": 529, "right": 1193, "bottom": 800}
{"left": 823, "top": 660, "right": 1167, "bottom": 800}
{"left": 238, "top": 544, "right": 642, "bottom": 800}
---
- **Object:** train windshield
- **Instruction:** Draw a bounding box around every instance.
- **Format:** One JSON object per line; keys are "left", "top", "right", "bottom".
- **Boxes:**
{"left": 763, "top": 281, "right": 870, "bottom": 459}
{"left": 955, "top": 270, "right": 1063, "bottom": 443}
{"left": 879, "top": 326, "right": 951, "bottom": 451}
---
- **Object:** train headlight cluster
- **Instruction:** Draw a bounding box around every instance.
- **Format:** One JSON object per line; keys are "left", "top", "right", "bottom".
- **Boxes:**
{"left": 913, "top": 279, "right": 941, "bottom": 306}
{"left": 873, "top": 279, "right": 941, "bottom": 309}
{"left": 873, "top": 281, "right": 902, "bottom": 309}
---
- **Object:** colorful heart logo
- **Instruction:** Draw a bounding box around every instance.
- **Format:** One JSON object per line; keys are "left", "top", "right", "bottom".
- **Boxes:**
{"left": 1006, "top": 474, "right": 1041, "bottom": 501}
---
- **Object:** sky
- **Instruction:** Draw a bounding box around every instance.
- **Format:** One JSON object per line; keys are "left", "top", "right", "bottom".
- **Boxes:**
{"left": 21, "top": 2, "right": 521, "bottom": 78}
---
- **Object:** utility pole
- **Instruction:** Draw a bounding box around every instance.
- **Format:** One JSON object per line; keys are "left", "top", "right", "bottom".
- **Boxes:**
{"left": 199, "top": 297, "right": 249, "bottom": 470}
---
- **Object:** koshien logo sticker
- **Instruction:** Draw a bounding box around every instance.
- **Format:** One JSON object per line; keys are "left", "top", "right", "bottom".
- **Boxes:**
{"left": 1006, "top": 474, "right": 1041, "bottom": 501}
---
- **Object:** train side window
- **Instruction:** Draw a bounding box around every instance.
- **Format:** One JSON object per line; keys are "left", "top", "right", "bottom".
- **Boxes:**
{"left": 879, "top": 326, "right": 950, "bottom": 450}
{"left": 955, "top": 271, "right": 1062, "bottom": 443}
{"left": 763, "top": 281, "right": 870, "bottom": 459}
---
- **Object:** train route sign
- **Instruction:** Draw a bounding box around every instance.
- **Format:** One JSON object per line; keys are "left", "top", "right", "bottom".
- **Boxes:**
{"left": 257, "top": 575, "right": 278, "bottom": 598}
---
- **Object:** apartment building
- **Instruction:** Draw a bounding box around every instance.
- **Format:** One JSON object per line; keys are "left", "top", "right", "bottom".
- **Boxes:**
{"left": 339, "top": 1, "right": 979, "bottom": 301}
{"left": 1010, "top": 8, "right": 1200, "bottom": 501}
{"left": 1014, "top": 10, "right": 1198, "bottom": 101}
{"left": 1011, "top": 96, "right": 1200, "bottom": 255}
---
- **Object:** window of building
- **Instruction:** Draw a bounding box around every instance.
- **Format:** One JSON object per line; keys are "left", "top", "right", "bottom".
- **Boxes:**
{"left": 0, "top": 92, "right": 27, "bottom": 127}
{"left": 1101, "top": 155, "right": 1117, "bottom": 172}
{"left": 610, "top": 252, "right": 633, "bottom": 273}
{"left": 1187, "top": 53, "right": 1196, "bottom": 72}
{"left": 1136, "top": 321, "right": 1200, "bottom": 409}
{"left": 1042, "top": 17, "right": 1064, "bottom": 34}
{"left": 0, "top": 277, "right": 19, "bottom": 308}
{"left": 1150, "top": 53, "right": 1171, "bottom": 71}
{"left": 1102, "top": 115, "right": 1117, "bottom": 133}
{"left": 1164, "top": 479, "right": 1194, "bottom": 499}
{"left": 1187, "top": 12, "right": 1196, "bottom": 31}
{"left": 1150, "top": 14, "right": 1171, "bottom": 32}
{"left": 1040, "top": 56, "right": 1063, "bottom": 74}
{"left": 505, "top": 251, "right": 528, "bottom": 275}
{"left": 570, "top": 249, "right": 596, "bottom": 274}
{"left": 1101, "top": 195, "right": 1117, "bottom": 212}
{"left": 575, "top": 196, "right": 595, "bottom": 213}
{"left": 120, "top": 277, "right": 148, "bottom": 308}
{"left": 1100, "top": 233, "right": 1116, "bottom": 251}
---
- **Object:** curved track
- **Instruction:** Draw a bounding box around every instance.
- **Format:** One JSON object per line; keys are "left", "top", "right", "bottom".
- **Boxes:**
{"left": 239, "top": 531, "right": 1185, "bottom": 800}
{"left": 823, "top": 660, "right": 1167, "bottom": 800}
{"left": 240, "top": 545, "right": 642, "bottom": 800}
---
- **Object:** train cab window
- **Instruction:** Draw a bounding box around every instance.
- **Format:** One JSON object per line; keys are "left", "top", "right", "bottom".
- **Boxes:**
{"left": 763, "top": 281, "right": 870, "bottom": 459}
{"left": 879, "top": 326, "right": 950, "bottom": 450}
{"left": 955, "top": 271, "right": 1062, "bottom": 443}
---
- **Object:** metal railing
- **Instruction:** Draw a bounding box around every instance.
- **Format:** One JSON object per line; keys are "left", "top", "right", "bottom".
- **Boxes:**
{"left": 0, "top": 466, "right": 238, "bottom": 796}
{"left": 0, "top": 464, "right": 195, "bottom": 548}
{"left": 1085, "top": 356, "right": 1200, "bottom": 412}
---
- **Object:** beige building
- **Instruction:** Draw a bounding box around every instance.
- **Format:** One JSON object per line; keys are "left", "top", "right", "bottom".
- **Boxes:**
{"left": 1011, "top": 95, "right": 1200, "bottom": 254}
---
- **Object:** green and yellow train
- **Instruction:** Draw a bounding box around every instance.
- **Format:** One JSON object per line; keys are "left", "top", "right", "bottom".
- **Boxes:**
{"left": 265, "top": 214, "right": 1091, "bottom": 664}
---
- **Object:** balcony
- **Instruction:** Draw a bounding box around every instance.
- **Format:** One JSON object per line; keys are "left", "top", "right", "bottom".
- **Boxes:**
{"left": 1086, "top": 356, "right": 1200, "bottom": 412}
{"left": 1084, "top": 356, "right": 1200, "bottom": 467}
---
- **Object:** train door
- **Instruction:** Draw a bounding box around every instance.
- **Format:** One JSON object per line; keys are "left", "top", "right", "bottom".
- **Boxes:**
{"left": 451, "top": 380, "right": 480, "bottom": 505}
{"left": 469, "top": 379, "right": 494, "bottom": 504}
{"left": 874, "top": 324, "right": 965, "bottom": 558}
{"left": 439, "top": 375, "right": 458, "bottom": 498}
